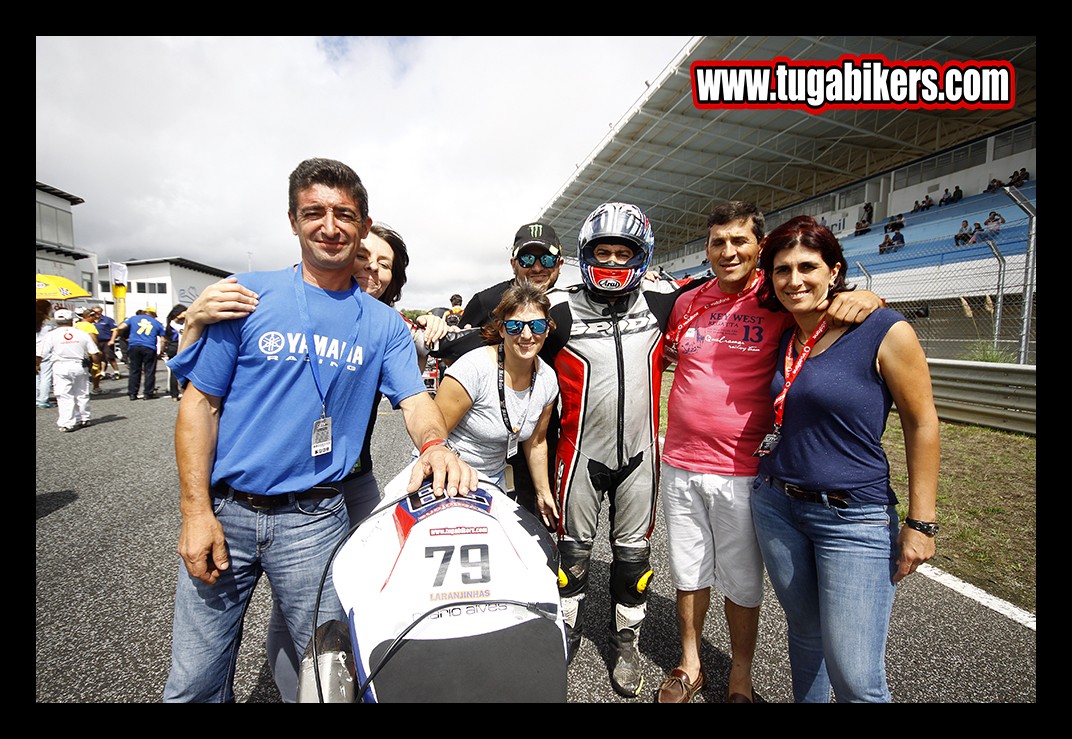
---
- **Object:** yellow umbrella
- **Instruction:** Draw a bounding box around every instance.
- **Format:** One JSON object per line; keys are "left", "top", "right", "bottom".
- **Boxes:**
{"left": 36, "top": 273, "right": 90, "bottom": 300}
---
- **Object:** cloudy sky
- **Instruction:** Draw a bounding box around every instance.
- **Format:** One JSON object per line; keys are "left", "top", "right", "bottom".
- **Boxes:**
{"left": 36, "top": 36, "right": 693, "bottom": 311}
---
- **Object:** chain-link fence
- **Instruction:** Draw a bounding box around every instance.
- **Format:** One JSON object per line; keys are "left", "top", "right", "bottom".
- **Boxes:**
{"left": 842, "top": 209, "right": 1036, "bottom": 365}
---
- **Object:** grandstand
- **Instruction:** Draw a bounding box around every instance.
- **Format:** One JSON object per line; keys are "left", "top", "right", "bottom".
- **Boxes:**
{"left": 663, "top": 192, "right": 1036, "bottom": 364}
{"left": 653, "top": 132, "right": 1036, "bottom": 364}
{"left": 540, "top": 36, "right": 1036, "bottom": 366}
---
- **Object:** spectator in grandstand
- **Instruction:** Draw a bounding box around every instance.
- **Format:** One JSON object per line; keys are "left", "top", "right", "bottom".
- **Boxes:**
{"left": 878, "top": 234, "right": 894, "bottom": 255}
{"left": 752, "top": 215, "right": 940, "bottom": 703}
{"left": 862, "top": 202, "right": 873, "bottom": 223}
{"left": 921, "top": 194, "right": 934, "bottom": 211}
{"left": 938, "top": 189, "right": 953, "bottom": 207}
{"left": 984, "top": 211, "right": 1006, "bottom": 235}
{"left": 889, "top": 229, "right": 905, "bottom": 252}
{"left": 984, "top": 178, "right": 1005, "bottom": 193}
{"left": 954, "top": 220, "right": 973, "bottom": 246}
{"left": 967, "top": 222, "right": 986, "bottom": 244}
{"left": 951, "top": 185, "right": 964, "bottom": 203}
{"left": 911, "top": 200, "right": 922, "bottom": 214}
{"left": 1009, "top": 168, "right": 1029, "bottom": 187}
{"left": 884, "top": 213, "right": 905, "bottom": 233}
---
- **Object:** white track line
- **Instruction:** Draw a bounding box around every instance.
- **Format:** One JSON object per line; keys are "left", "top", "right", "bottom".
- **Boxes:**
{"left": 918, "top": 563, "right": 1035, "bottom": 631}
{"left": 656, "top": 437, "right": 1036, "bottom": 631}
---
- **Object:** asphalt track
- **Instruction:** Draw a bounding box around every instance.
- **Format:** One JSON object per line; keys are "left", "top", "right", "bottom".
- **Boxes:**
{"left": 36, "top": 368, "right": 1036, "bottom": 703}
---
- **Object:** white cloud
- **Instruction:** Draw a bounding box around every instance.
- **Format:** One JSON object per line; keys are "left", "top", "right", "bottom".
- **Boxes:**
{"left": 37, "top": 36, "right": 691, "bottom": 311}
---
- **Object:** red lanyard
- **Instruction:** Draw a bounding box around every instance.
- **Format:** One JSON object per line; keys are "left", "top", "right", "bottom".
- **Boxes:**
{"left": 771, "top": 319, "right": 828, "bottom": 428}
{"left": 665, "top": 275, "right": 758, "bottom": 348}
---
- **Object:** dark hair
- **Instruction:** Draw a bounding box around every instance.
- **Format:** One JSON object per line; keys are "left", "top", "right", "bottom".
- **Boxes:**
{"left": 164, "top": 304, "right": 188, "bottom": 342}
{"left": 757, "top": 215, "right": 853, "bottom": 312}
{"left": 707, "top": 201, "right": 766, "bottom": 243}
{"left": 288, "top": 158, "right": 369, "bottom": 222}
{"left": 166, "top": 303, "right": 188, "bottom": 324}
{"left": 36, "top": 299, "right": 52, "bottom": 333}
{"left": 479, "top": 282, "right": 554, "bottom": 344}
{"left": 368, "top": 222, "right": 409, "bottom": 306}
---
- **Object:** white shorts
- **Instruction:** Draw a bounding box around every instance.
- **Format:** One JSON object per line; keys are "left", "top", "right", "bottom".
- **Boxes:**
{"left": 659, "top": 462, "right": 764, "bottom": 608}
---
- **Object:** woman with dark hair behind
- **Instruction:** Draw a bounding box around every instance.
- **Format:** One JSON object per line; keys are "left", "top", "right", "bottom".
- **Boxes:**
{"left": 750, "top": 215, "right": 940, "bottom": 702}
{"left": 164, "top": 304, "right": 187, "bottom": 400}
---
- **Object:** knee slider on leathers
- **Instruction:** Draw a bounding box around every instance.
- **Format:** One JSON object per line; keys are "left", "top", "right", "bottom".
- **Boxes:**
{"left": 557, "top": 539, "right": 593, "bottom": 599}
{"left": 610, "top": 544, "right": 653, "bottom": 607}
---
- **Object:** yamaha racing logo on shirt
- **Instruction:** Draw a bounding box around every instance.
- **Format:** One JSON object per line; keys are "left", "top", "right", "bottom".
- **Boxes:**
{"left": 258, "top": 331, "right": 365, "bottom": 369}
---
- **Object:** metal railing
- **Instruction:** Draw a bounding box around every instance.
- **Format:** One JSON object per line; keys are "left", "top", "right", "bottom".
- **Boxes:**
{"left": 925, "top": 359, "right": 1036, "bottom": 436}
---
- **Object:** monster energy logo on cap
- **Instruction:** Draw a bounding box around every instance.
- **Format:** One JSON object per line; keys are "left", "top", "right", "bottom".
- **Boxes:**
{"left": 513, "top": 222, "right": 562, "bottom": 257}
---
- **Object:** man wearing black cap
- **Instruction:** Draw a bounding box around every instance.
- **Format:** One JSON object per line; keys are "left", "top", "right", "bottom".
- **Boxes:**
{"left": 442, "top": 222, "right": 564, "bottom": 514}
{"left": 460, "top": 222, "right": 564, "bottom": 329}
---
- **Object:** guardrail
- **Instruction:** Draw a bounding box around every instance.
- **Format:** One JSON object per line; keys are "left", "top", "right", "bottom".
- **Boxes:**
{"left": 927, "top": 358, "right": 1036, "bottom": 436}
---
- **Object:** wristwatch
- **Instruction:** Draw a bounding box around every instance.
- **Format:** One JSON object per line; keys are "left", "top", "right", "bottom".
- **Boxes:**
{"left": 905, "top": 518, "right": 940, "bottom": 537}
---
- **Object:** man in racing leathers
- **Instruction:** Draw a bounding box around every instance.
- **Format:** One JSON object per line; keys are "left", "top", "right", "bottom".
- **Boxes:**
{"left": 431, "top": 203, "right": 677, "bottom": 697}
{"left": 542, "top": 202, "right": 677, "bottom": 698}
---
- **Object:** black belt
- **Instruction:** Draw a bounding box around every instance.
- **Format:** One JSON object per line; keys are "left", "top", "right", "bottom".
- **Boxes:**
{"left": 212, "top": 472, "right": 362, "bottom": 510}
{"left": 769, "top": 476, "right": 851, "bottom": 509}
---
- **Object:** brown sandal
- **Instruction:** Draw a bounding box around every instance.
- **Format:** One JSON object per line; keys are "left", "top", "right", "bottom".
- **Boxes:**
{"left": 656, "top": 668, "right": 704, "bottom": 703}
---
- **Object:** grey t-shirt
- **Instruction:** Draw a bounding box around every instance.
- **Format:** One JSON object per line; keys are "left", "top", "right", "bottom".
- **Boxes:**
{"left": 444, "top": 345, "right": 559, "bottom": 486}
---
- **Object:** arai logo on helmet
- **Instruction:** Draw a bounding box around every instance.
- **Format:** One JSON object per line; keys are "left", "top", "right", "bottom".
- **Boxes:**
{"left": 597, "top": 277, "right": 623, "bottom": 289}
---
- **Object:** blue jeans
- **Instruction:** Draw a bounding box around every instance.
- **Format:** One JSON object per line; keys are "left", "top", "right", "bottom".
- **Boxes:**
{"left": 264, "top": 472, "right": 382, "bottom": 702}
{"left": 750, "top": 474, "right": 897, "bottom": 703}
{"left": 163, "top": 489, "right": 347, "bottom": 702}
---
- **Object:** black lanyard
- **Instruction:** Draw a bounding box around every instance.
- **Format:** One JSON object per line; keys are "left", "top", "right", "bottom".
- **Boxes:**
{"left": 497, "top": 343, "right": 538, "bottom": 434}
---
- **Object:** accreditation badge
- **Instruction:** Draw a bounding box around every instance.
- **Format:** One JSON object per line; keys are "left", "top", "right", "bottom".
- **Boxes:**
{"left": 752, "top": 427, "right": 781, "bottom": 457}
{"left": 312, "top": 416, "right": 333, "bottom": 457}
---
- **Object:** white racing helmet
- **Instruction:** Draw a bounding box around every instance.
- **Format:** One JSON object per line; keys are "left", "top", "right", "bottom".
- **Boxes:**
{"left": 577, "top": 202, "right": 654, "bottom": 295}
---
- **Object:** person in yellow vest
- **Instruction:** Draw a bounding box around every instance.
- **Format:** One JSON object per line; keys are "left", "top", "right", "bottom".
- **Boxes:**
{"left": 74, "top": 307, "right": 104, "bottom": 394}
{"left": 445, "top": 293, "right": 465, "bottom": 327}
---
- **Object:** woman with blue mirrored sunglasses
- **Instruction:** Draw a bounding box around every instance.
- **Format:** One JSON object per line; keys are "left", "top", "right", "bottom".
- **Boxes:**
{"left": 503, "top": 318, "right": 550, "bottom": 335}
{"left": 433, "top": 283, "right": 561, "bottom": 529}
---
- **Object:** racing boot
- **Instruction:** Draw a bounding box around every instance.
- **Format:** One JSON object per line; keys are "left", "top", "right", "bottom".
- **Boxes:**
{"left": 608, "top": 625, "right": 644, "bottom": 698}
{"left": 565, "top": 623, "right": 582, "bottom": 666}
{"left": 561, "top": 593, "right": 586, "bottom": 666}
